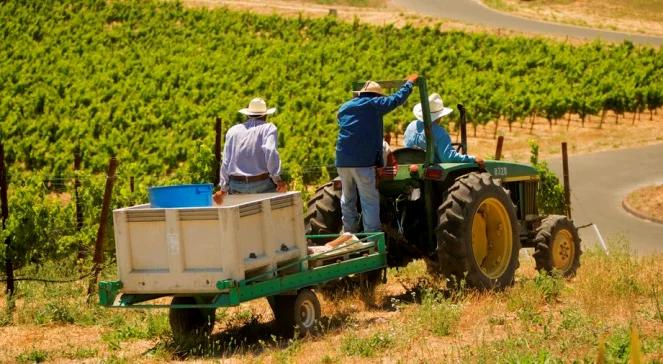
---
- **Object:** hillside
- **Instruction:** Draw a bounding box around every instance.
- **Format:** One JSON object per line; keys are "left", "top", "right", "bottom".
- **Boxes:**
{"left": 1, "top": 0, "right": 662, "bottom": 183}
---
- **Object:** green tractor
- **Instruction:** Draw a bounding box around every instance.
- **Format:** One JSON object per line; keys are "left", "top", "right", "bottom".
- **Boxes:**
{"left": 305, "top": 77, "right": 581, "bottom": 289}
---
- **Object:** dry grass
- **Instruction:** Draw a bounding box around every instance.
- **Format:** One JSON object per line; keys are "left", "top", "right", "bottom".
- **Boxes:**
{"left": 481, "top": 0, "right": 663, "bottom": 36}
{"left": 625, "top": 184, "right": 663, "bottom": 223}
{"left": 1, "top": 242, "right": 662, "bottom": 362}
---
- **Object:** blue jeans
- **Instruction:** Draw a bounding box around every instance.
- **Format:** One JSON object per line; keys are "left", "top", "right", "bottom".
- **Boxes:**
{"left": 229, "top": 178, "right": 276, "bottom": 194}
{"left": 337, "top": 167, "right": 380, "bottom": 233}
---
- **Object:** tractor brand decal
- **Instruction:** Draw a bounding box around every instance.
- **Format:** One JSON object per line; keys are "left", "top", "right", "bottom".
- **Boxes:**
{"left": 493, "top": 166, "right": 508, "bottom": 177}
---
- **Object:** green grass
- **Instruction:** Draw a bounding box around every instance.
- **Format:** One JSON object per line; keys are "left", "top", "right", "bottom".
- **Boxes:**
{"left": 341, "top": 331, "right": 394, "bottom": 357}
{"left": 481, "top": 0, "right": 517, "bottom": 12}
{"left": 409, "top": 290, "right": 461, "bottom": 337}
{"left": 64, "top": 347, "right": 99, "bottom": 360}
{"left": 16, "top": 349, "right": 48, "bottom": 364}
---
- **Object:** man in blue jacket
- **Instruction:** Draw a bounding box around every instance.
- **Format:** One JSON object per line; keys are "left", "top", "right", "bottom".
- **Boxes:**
{"left": 336, "top": 74, "right": 418, "bottom": 233}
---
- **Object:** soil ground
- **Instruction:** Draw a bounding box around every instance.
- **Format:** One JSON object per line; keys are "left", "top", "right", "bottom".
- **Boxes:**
{"left": 480, "top": 0, "right": 663, "bottom": 37}
{"left": 624, "top": 185, "right": 663, "bottom": 223}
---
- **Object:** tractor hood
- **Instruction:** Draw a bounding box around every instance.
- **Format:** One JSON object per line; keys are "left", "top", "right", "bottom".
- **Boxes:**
{"left": 378, "top": 160, "right": 538, "bottom": 196}
{"left": 443, "top": 160, "right": 538, "bottom": 182}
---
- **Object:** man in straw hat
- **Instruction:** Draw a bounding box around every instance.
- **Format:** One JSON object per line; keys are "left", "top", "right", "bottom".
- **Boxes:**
{"left": 335, "top": 74, "right": 419, "bottom": 233}
{"left": 213, "top": 97, "right": 286, "bottom": 204}
{"left": 404, "top": 93, "right": 484, "bottom": 167}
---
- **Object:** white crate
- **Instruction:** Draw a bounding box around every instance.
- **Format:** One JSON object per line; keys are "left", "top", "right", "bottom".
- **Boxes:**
{"left": 112, "top": 192, "right": 307, "bottom": 294}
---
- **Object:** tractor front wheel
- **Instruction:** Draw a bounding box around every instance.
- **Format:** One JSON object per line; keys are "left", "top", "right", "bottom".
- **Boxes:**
{"left": 436, "top": 172, "right": 520, "bottom": 290}
{"left": 533, "top": 215, "right": 582, "bottom": 277}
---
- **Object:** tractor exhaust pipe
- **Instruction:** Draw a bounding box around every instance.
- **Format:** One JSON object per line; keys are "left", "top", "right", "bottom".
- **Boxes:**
{"left": 458, "top": 104, "right": 468, "bottom": 155}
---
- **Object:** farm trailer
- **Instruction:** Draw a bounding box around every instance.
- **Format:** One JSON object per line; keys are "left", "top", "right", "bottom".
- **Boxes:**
{"left": 99, "top": 192, "right": 387, "bottom": 342}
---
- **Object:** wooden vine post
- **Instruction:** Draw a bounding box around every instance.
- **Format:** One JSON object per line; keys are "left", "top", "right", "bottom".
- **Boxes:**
{"left": 0, "top": 142, "right": 14, "bottom": 298}
{"left": 74, "top": 148, "right": 86, "bottom": 262}
{"left": 87, "top": 157, "right": 118, "bottom": 301}
{"left": 561, "top": 142, "right": 572, "bottom": 219}
{"left": 495, "top": 136, "right": 504, "bottom": 160}
{"left": 214, "top": 117, "right": 222, "bottom": 186}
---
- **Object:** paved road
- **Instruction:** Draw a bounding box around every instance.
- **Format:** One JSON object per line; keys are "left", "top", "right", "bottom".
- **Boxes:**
{"left": 547, "top": 143, "right": 663, "bottom": 255}
{"left": 390, "top": 0, "right": 663, "bottom": 46}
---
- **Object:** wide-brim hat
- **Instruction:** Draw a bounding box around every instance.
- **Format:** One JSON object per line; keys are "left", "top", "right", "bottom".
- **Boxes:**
{"left": 413, "top": 93, "right": 453, "bottom": 121}
{"left": 358, "top": 81, "right": 385, "bottom": 96}
{"left": 239, "top": 97, "right": 277, "bottom": 116}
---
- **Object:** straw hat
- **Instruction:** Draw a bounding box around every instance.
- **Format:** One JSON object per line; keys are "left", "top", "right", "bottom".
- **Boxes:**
{"left": 239, "top": 98, "right": 277, "bottom": 116}
{"left": 358, "top": 81, "right": 385, "bottom": 96}
{"left": 413, "top": 93, "right": 453, "bottom": 121}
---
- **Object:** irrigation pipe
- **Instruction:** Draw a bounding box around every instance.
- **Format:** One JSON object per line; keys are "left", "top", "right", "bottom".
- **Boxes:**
{"left": 577, "top": 222, "right": 609, "bottom": 255}
{"left": 0, "top": 260, "right": 116, "bottom": 284}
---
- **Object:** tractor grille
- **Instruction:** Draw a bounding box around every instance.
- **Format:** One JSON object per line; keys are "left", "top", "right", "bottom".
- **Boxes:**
{"left": 504, "top": 180, "right": 538, "bottom": 220}
{"left": 523, "top": 180, "right": 538, "bottom": 218}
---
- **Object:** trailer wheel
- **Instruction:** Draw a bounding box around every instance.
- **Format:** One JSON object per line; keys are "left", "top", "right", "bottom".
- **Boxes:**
{"left": 533, "top": 215, "right": 582, "bottom": 277}
{"left": 271, "top": 289, "right": 321, "bottom": 337}
{"left": 169, "top": 296, "right": 216, "bottom": 346}
{"left": 436, "top": 172, "right": 521, "bottom": 290}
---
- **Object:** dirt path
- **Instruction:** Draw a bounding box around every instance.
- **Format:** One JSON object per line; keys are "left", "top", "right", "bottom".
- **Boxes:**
{"left": 184, "top": 0, "right": 663, "bottom": 45}
{"left": 548, "top": 143, "right": 663, "bottom": 255}
{"left": 389, "top": 0, "right": 663, "bottom": 45}
{"left": 180, "top": 0, "right": 528, "bottom": 36}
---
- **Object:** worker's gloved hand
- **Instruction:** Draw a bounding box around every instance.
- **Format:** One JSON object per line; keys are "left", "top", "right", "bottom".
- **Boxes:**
{"left": 406, "top": 73, "right": 419, "bottom": 83}
{"left": 276, "top": 181, "right": 288, "bottom": 193}
{"left": 475, "top": 157, "right": 485, "bottom": 170}
{"left": 213, "top": 190, "right": 226, "bottom": 205}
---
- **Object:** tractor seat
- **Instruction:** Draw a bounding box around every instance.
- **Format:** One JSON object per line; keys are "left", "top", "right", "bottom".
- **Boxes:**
{"left": 392, "top": 147, "right": 426, "bottom": 164}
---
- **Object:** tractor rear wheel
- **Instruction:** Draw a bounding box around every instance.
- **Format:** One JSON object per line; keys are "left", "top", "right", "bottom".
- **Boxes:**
{"left": 436, "top": 172, "right": 520, "bottom": 290}
{"left": 533, "top": 215, "right": 581, "bottom": 277}
{"left": 305, "top": 179, "right": 343, "bottom": 238}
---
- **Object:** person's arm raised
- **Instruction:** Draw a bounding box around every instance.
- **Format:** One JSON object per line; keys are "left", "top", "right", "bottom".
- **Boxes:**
{"left": 371, "top": 74, "right": 418, "bottom": 114}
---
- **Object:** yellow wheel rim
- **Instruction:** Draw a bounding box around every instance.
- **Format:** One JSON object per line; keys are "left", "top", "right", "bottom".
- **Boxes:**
{"left": 551, "top": 229, "right": 575, "bottom": 271}
{"left": 471, "top": 198, "right": 513, "bottom": 279}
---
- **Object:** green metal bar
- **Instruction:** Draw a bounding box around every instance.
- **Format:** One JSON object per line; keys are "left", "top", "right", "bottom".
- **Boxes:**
{"left": 241, "top": 232, "right": 383, "bottom": 284}
{"left": 119, "top": 294, "right": 168, "bottom": 306}
{"left": 98, "top": 280, "right": 122, "bottom": 307}
{"left": 417, "top": 76, "right": 437, "bottom": 251}
{"left": 418, "top": 76, "right": 434, "bottom": 167}
{"left": 218, "top": 251, "right": 387, "bottom": 306}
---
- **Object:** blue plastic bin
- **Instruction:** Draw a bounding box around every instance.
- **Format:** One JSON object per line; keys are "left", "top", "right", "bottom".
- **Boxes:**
{"left": 148, "top": 184, "right": 213, "bottom": 208}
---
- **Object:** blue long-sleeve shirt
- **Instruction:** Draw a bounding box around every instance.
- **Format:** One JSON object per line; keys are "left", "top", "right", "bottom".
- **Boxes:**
{"left": 219, "top": 118, "right": 281, "bottom": 191}
{"left": 403, "top": 120, "right": 475, "bottom": 164}
{"left": 336, "top": 81, "right": 414, "bottom": 167}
